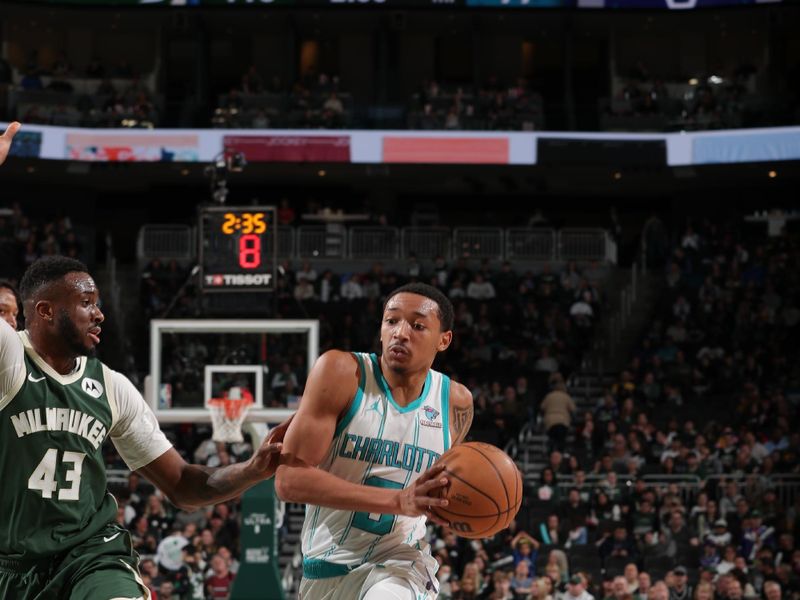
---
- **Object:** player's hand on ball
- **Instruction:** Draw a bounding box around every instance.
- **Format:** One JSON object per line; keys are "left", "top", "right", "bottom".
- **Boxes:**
{"left": 397, "top": 463, "right": 450, "bottom": 527}
{"left": 0, "top": 122, "right": 20, "bottom": 166}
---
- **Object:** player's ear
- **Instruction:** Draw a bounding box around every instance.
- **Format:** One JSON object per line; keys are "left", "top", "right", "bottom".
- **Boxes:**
{"left": 34, "top": 300, "right": 54, "bottom": 323}
{"left": 437, "top": 330, "right": 452, "bottom": 352}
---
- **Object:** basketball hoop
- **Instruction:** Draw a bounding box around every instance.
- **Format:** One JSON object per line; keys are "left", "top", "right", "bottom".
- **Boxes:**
{"left": 208, "top": 387, "right": 254, "bottom": 443}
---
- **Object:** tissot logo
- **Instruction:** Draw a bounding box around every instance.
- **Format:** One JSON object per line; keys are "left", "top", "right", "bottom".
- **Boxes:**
{"left": 205, "top": 273, "right": 273, "bottom": 287}
{"left": 81, "top": 377, "right": 104, "bottom": 399}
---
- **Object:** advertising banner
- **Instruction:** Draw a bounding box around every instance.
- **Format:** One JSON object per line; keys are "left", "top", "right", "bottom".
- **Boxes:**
{"left": 382, "top": 136, "right": 510, "bottom": 164}
{"left": 8, "top": 131, "right": 43, "bottom": 159}
{"left": 223, "top": 135, "right": 351, "bottom": 162}
{"left": 65, "top": 132, "right": 199, "bottom": 161}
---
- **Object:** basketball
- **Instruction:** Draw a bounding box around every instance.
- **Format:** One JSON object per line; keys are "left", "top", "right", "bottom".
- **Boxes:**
{"left": 431, "top": 442, "right": 523, "bottom": 539}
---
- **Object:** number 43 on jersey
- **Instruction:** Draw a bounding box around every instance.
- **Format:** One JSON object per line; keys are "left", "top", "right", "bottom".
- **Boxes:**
{"left": 28, "top": 448, "right": 85, "bottom": 501}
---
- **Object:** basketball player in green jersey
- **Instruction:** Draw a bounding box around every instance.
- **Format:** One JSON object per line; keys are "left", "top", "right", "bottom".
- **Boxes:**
{"left": 0, "top": 256, "right": 289, "bottom": 600}
{"left": 276, "top": 283, "right": 474, "bottom": 599}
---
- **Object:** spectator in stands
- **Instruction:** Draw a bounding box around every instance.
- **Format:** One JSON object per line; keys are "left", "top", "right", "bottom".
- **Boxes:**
{"left": 205, "top": 553, "right": 235, "bottom": 599}
{"left": 535, "top": 514, "right": 564, "bottom": 547}
{"left": 669, "top": 566, "right": 693, "bottom": 600}
{"left": 144, "top": 493, "right": 172, "bottom": 540}
{"left": 510, "top": 560, "right": 534, "bottom": 598}
{"left": 624, "top": 564, "right": 640, "bottom": 595}
{"left": 155, "top": 526, "right": 190, "bottom": 578}
{"left": 340, "top": 274, "right": 364, "bottom": 300}
{"left": 607, "top": 576, "right": 630, "bottom": 600}
{"left": 663, "top": 511, "right": 700, "bottom": 558}
{"left": 693, "top": 581, "right": 713, "bottom": 600}
{"left": 537, "top": 467, "right": 559, "bottom": 502}
{"left": 700, "top": 541, "right": 721, "bottom": 570}
{"left": 466, "top": 273, "right": 496, "bottom": 300}
{"left": 600, "top": 525, "right": 638, "bottom": 562}
{"left": 294, "top": 277, "right": 316, "bottom": 301}
{"left": 636, "top": 572, "right": 652, "bottom": 600}
{"left": 726, "top": 577, "right": 744, "bottom": 600}
{"left": 252, "top": 110, "right": 270, "bottom": 128}
{"left": 717, "top": 545, "right": 738, "bottom": 575}
{"left": 560, "top": 488, "right": 589, "bottom": 545}
{"left": 763, "top": 581, "right": 782, "bottom": 600}
{"left": 510, "top": 530, "right": 539, "bottom": 567}
{"left": 323, "top": 92, "right": 344, "bottom": 116}
{"left": 535, "top": 346, "right": 560, "bottom": 374}
{"left": 741, "top": 510, "right": 776, "bottom": 561}
{"left": 0, "top": 280, "right": 19, "bottom": 329}
{"left": 563, "top": 574, "right": 595, "bottom": 600}
{"left": 540, "top": 373, "right": 576, "bottom": 452}
{"left": 649, "top": 582, "right": 670, "bottom": 600}
{"left": 707, "top": 519, "right": 732, "bottom": 548}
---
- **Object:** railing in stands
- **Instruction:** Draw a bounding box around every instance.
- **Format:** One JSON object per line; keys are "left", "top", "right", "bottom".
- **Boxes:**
{"left": 137, "top": 225, "right": 194, "bottom": 262}
{"left": 506, "top": 228, "right": 557, "bottom": 261}
{"left": 296, "top": 226, "right": 346, "bottom": 259}
{"left": 136, "top": 225, "right": 617, "bottom": 263}
{"left": 349, "top": 227, "right": 400, "bottom": 259}
{"left": 401, "top": 227, "right": 452, "bottom": 260}
{"left": 453, "top": 227, "right": 505, "bottom": 260}
{"left": 559, "top": 229, "right": 615, "bottom": 263}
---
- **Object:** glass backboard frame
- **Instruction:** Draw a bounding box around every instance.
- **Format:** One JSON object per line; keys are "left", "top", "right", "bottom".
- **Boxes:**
{"left": 148, "top": 319, "right": 318, "bottom": 424}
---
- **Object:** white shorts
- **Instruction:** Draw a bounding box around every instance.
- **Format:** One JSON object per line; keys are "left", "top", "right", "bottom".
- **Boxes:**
{"left": 299, "top": 557, "right": 439, "bottom": 600}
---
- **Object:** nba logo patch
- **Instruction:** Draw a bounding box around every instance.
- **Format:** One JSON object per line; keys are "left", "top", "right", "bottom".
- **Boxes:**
{"left": 421, "top": 405, "right": 442, "bottom": 429}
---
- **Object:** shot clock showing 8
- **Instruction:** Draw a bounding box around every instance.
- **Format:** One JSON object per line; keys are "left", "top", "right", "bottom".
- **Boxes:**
{"left": 199, "top": 205, "right": 277, "bottom": 292}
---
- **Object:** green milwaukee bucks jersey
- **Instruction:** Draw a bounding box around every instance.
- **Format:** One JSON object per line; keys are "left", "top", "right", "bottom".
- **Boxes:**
{"left": 0, "top": 349, "right": 118, "bottom": 559}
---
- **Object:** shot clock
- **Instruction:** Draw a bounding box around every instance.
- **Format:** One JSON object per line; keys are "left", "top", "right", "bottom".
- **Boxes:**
{"left": 199, "top": 205, "right": 277, "bottom": 292}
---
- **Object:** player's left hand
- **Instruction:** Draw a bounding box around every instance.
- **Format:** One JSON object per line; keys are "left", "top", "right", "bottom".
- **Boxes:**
{"left": 0, "top": 122, "right": 21, "bottom": 166}
{"left": 248, "top": 413, "right": 295, "bottom": 480}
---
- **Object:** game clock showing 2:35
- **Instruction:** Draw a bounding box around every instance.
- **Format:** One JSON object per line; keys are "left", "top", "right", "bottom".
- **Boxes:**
{"left": 199, "top": 206, "right": 277, "bottom": 292}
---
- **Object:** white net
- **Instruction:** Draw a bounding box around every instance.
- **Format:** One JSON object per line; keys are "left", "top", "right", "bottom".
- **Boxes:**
{"left": 208, "top": 387, "right": 253, "bottom": 443}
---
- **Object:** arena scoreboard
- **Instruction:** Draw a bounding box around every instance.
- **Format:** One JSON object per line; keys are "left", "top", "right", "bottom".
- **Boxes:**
{"left": 199, "top": 205, "right": 277, "bottom": 293}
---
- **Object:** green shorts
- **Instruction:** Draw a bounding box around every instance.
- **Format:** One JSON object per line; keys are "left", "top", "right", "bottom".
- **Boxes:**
{"left": 0, "top": 523, "right": 149, "bottom": 600}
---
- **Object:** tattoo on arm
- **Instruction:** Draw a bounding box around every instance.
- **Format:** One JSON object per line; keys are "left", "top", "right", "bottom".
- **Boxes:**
{"left": 452, "top": 404, "right": 473, "bottom": 445}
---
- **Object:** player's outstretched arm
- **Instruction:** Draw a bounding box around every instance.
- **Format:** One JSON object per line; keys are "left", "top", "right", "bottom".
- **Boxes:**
{"left": 449, "top": 381, "right": 474, "bottom": 446}
{"left": 136, "top": 415, "right": 291, "bottom": 512}
{"left": 0, "top": 122, "right": 21, "bottom": 166}
{"left": 275, "top": 350, "right": 450, "bottom": 525}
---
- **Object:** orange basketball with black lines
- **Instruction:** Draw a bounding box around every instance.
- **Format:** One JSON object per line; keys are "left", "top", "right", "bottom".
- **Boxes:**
{"left": 431, "top": 442, "right": 523, "bottom": 539}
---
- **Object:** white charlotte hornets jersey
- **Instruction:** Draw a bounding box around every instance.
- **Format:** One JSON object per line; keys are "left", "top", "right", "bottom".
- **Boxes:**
{"left": 301, "top": 352, "right": 451, "bottom": 578}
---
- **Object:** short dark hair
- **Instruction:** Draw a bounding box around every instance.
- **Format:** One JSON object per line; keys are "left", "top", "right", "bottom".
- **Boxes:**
{"left": 383, "top": 282, "right": 454, "bottom": 331}
{"left": 19, "top": 256, "right": 89, "bottom": 301}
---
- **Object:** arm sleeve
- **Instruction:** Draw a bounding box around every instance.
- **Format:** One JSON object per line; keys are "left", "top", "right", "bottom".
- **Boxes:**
{"left": 106, "top": 367, "right": 173, "bottom": 471}
{"left": 0, "top": 321, "right": 25, "bottom": 408}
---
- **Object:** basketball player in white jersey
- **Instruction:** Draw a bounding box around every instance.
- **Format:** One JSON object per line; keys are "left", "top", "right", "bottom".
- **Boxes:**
{"left": 276, "top": 282, "right": 474, "bottom": 600}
